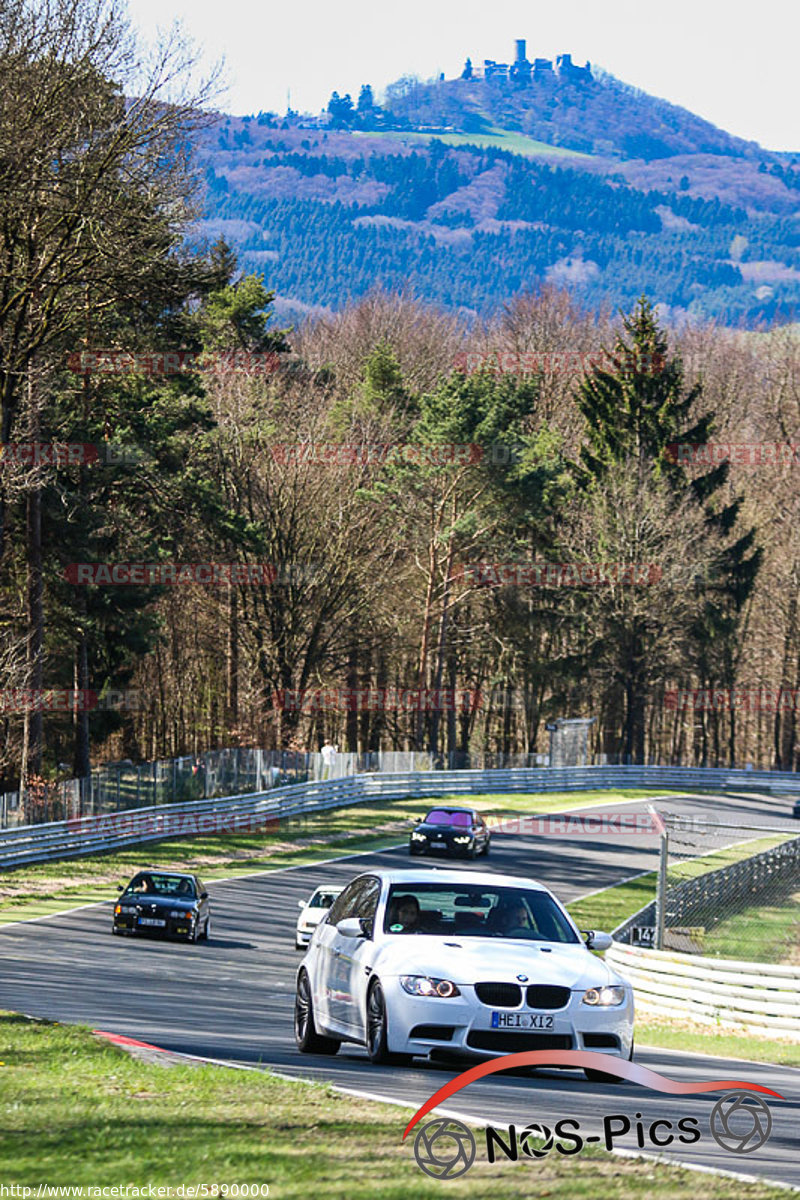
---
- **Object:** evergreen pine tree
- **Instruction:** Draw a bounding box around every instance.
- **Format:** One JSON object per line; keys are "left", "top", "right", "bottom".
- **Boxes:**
{"left": 576, "top": 298, "right": 761, "bottom": 764}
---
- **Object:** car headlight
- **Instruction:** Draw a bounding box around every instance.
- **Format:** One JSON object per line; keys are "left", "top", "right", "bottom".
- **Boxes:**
{"left": 411, "top": 832, "right": 426, "bottom": 841}
{"left": 400, "top": 975, "right": 461, "bottom": 998}
{"left": 453, "top": 835, "right": 472, "bottom": 843}
{"left": 582, "top": 986, "right": 626, "bottom": 1006}
{"left": 170, "top": 910, "right": 186, "bottom": 919}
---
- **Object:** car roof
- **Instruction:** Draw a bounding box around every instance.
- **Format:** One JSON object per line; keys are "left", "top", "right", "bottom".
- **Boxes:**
{"left": 424, "top": 805, "right": 475, "bottom": 812}
{"left": 309, "top": 884, "right": 343, "bottom": 893}
{"left": 133, "top": 868, "right": 197, "bottom": 879}
{"left": 357, "top": 867, "right": 550, "bottom": 893}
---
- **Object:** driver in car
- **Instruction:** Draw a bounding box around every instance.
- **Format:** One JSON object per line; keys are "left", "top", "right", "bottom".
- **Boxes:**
{"left": 493, "top": 899, "right": 533, "bottom": 933}
{"left": 387, "top": 895, "right": 421, "bottom": 932}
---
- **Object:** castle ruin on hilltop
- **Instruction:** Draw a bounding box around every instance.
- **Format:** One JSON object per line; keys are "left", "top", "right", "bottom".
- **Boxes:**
{"left": 462, "top": 39, "right": 592, "bottom": 84}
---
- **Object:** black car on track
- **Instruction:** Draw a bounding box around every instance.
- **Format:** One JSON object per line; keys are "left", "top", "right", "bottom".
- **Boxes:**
{"left": 409, "top": 805, "right": 491, "bottom": 859}
{"left": 112, "top": 869, "right": 211, "bottom": 942}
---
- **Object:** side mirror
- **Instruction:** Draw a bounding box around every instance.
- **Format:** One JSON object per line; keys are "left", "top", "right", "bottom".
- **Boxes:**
{"left": 298, "top": 900, "right": 306, "bottom": 909}
{"left": 200, "top": 891, "right": 209, "bottom": 899}
{"left": 337, "top": 917, "right": 366, "bottom": 938}
{"left": 117, "top": 885, "right": 124, "bottom": 892}
{"left": 583, "top": 930, "right": 613, "bottom": 952}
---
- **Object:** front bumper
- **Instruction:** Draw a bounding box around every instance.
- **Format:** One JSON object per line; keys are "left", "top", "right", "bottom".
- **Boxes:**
{"left": 113, "top": 912, "right": 197, "bottom": 939}
{"left": 409, "top": 836, "right": 474, "bottom": 856}
{"left": 380, "top": 978, "right": 634, "bottom": 1061}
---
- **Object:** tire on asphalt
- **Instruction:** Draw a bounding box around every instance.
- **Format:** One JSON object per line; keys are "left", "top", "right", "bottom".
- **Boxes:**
{"left": 366, "top": 980, "right": 413, "bottom": 1066}
{"left": 584, "top": 1041, "right": 633, "bottom": 1084}
{"left": 295, "top": 969, "right": 340, "bottom": 1055}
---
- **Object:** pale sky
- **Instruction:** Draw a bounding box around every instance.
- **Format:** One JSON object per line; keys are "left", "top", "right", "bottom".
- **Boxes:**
{"left": 127, "top": 0, "right": 800, "bottom": 152}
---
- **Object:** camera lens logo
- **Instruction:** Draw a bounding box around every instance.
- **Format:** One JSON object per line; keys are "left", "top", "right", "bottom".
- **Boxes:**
{"left": 519, "top": 1122, "right": 554, "bottom": 1158}
{"left": 413, "top": 1117, "right": 476, "bottom": 1179}
{"left": 709, "top": 1092, "right": 773, "bottom": 1154}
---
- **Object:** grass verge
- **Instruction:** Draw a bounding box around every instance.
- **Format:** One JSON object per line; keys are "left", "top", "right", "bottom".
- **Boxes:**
{"left": 637, "top": 1016, "right": 800, "bottom": 1069}
{"left": 0, "top": 1013, "right": 789, "bottom": 1198}
{"left": 692, "top": 890, "right": 800, "bottom": 964}
{"left": 0, "top": 789, "right": 674, "bottom": 924}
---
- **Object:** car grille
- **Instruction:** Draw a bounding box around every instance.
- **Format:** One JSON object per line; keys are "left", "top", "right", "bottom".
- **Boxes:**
{"left": 467, "top": 1031, "right": 573, "bottom": 1053}
{"left": 526, "top": 985, "right": 571, "bottom": 1009}
{"left": 474, "top": 982, "right": 522, "bottom": 1007}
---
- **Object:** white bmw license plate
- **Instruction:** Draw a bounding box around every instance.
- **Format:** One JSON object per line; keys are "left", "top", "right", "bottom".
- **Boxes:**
{"left": 138, "top": 917, "right": 165, "bottom": 927}
{"left": 492, "top": 1012, "right": 554, "bottom": 1029}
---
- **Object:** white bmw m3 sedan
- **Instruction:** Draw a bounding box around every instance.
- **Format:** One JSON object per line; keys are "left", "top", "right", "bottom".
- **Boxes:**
{"left": 294, "top": 868, "right": 634, "bottom": 1082}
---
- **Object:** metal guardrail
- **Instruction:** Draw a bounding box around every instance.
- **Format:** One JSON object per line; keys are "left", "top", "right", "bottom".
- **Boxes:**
{"left": 606, "top": 942, "right": 800, "bottom": 1040}
{"left": 0, "top": 758, "right": 796, "bottom": 873}
{"left": 1, "top": 763, "right": 800, "bottom": 871}
{"left": 5, "top": 753, "right": 800, "bottom": 830}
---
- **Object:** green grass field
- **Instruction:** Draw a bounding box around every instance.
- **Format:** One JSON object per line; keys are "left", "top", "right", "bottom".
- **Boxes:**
{"left": 0, "top": 1013, "right": 789, "bottom": 1198}
{"left": 690, "top": 890, "right": 800, "bottom": 963}
{"left": 355, "top": 125, "right": 592, "bottom": 159}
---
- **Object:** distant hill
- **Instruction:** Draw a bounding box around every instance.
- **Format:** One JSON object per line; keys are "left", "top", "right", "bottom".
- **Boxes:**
{"left": 192, "top": 51, "right": 800, "bottom": 324}
{"left": 379, "top": 68, "right": 766, "bottom": 161}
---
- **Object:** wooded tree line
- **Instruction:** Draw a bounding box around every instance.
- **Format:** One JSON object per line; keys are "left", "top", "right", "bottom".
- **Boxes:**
{"left": 1, "top": 0, "right": 800, "bottom": 790}
{"left": 204, "top": 144, "right": 798, "bottom": 322}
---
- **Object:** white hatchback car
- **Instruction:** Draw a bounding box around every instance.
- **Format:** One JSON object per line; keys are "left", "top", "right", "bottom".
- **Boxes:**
{"left": 295, "top": 869, "right": 633, "bottom": 1082}
{"left": 295, "top": 885, "right": 343, "bottom": 950}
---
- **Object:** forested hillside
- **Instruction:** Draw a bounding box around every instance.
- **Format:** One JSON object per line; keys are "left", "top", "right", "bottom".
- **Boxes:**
{"left": 196, "top": 106, "right": 800, "bottom": 323}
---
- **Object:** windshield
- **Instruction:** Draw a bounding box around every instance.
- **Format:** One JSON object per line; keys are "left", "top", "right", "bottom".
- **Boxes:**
{"left": 383, "top": 883, "right": 579, "bottom": 943}
{"left": 424, "top": 809, "right": 471, "bottom": 827}
{"left": 309, "top": 890, "right": 340, "bottom": 908}
{"left": 124, "top": 873, "right": 197, "bottom": 899}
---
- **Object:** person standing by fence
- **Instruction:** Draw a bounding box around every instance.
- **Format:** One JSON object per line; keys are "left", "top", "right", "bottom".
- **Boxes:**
{"left": 320, "top": 741, "right": 338, "bottom": 780}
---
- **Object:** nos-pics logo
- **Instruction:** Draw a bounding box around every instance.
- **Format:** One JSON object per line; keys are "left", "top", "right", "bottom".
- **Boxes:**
{"left": 404, "top": 1051, "right": 782, "bottom": 1179}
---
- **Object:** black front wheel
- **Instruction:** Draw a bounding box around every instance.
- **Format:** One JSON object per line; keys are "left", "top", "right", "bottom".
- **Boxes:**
{"left": 295, "top": 971, "right": 340, "bottom": 1055}
{"left": 366, "top": 981, "right": 412, "bottom": 1065}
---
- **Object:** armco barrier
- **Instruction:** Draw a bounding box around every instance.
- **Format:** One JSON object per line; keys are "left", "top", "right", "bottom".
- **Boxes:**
{"left": 606, "top": 941, "right": 800, "bottom": 1040}
{"left": 1, "top": 763, "right": 800, "bottom": 870}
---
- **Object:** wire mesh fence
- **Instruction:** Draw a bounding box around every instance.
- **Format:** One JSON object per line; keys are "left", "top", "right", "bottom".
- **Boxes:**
{"left": 0, "top": 747, "right": 553, "bottom": 828}
{"left": 617, "top": 813, "right": 800, "bottom": 963}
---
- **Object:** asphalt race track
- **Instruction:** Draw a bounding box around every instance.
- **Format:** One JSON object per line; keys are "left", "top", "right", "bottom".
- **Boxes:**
{"left": 2, "top": 792, "right": 799, "bottom": 1188}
